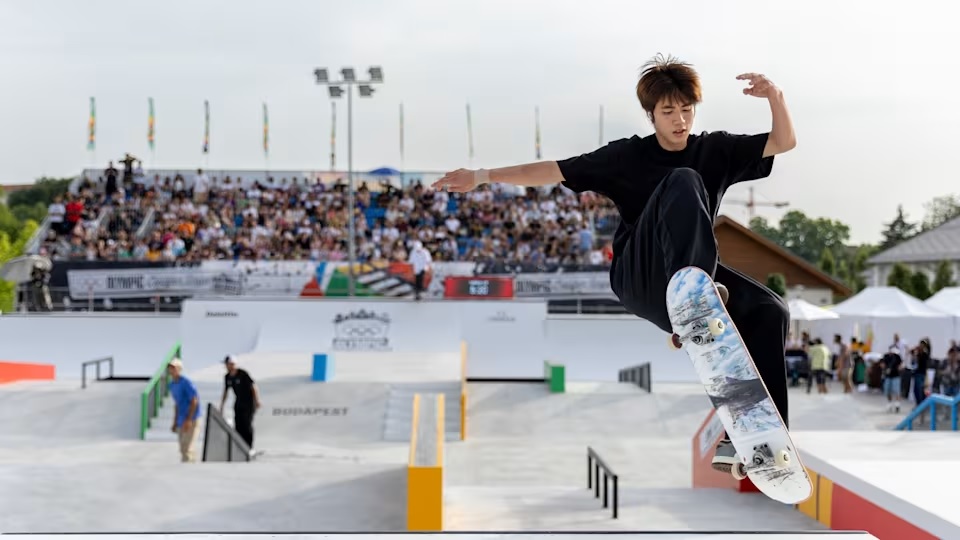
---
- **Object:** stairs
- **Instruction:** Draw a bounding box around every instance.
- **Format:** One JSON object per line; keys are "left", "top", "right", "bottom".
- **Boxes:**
{"left": 383, "top": 381, "right": 462, "bottom": 442}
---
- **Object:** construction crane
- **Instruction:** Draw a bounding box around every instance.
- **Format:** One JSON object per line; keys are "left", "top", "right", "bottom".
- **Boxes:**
{"left": 725, "top": 187, "right": 789, "bottom": 219}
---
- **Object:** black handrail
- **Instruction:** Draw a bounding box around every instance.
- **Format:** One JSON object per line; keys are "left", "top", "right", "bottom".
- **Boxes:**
{"left": 201, "top": 403, "right": 253, "bottom": 462}
{"left": 618, "top": 362, "right": 651, "bottom": 393}
{"left": 81, "top": 356, "right": 114, "bottom": 389}
{"left": 587, "top": 446, "right": 619, "bottom": 519}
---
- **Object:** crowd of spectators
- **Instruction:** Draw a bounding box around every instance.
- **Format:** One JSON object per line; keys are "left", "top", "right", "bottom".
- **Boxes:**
{"left": 38, "top": 158, "right": 619, "bottom": 266}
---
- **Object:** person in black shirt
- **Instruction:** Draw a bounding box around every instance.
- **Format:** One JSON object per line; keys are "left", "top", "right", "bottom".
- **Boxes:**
{"left": 220, "top": 355, "right": 261, "bottom": 450}
{"left": 431, "top": 54, "right": 797, "bottom": 473}
{"left": 911, "top": 338, "right": 932, "bottom": 407}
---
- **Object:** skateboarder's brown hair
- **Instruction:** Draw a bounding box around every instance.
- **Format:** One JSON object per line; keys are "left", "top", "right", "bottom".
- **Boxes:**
{"left": 636, "top": 53, "right": 702, "bottom": 117}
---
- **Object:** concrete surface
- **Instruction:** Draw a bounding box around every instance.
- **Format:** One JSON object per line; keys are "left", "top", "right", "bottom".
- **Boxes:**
{"left": 0, "top": 372, "right": 906, "bottom": 534}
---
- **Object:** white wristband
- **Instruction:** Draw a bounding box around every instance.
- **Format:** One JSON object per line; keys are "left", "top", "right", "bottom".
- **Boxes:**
{"left": 476, "top": 169, "right": 490, "bottom": 185}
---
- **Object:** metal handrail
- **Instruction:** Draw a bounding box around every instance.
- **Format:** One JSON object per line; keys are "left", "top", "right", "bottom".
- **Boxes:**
{"left": 81, "top": 356, "right": 114, "bottom": 389}
{"left": 587, "top": 446, "right": 619, "bottom": 519}
{"left": 895, "top": 393, "right": 960, "bottom": 431}
{"left": 618, "top": 362, "right": 652, "bottom": 393}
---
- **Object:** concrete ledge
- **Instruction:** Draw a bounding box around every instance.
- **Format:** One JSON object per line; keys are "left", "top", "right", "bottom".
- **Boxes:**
{"left": 793, "top": 432, "right": 957, "bottom": 540}
{"left": 406, "top": 392, "right": 445, "bottom": 531}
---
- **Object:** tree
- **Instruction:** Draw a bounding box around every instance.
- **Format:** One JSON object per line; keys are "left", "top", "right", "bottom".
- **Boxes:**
{"left": 879, "top": 205, "right": 918, "bottom": 251}
{"left": 0, "top": 220, "right": 38, "bottom": 313}
{"left": 750, "top": 210, "right": 851, "bottom": 265}
{"left": 932, "top": 260, "right": 957, "bottom": 292}
{"left": 910, "top": 271, "right": 932, "bottom": 300}
{"left": 818, "top": 247, "right": 836, "bottom": 276}
{"left": 749, "top": 216, "right": 781, "bottom": 244}
{"left": 886, "top": 262, "right": 913, "bottom": 295}
{"left": 921, "top": 194, "right": 960, "bottom": 232}
{"left": 766, "top": 273, "right": 787, "bottom": 297}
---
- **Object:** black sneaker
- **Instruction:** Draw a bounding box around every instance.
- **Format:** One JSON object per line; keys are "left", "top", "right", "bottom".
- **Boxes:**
{"left": 711, "top": 438, "right": 738, "bottom": 473}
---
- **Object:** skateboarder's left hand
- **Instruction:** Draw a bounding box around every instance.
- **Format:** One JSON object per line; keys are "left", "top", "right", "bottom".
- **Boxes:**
{"left": 736, "top": 73, "right": 779, "bottom": 98}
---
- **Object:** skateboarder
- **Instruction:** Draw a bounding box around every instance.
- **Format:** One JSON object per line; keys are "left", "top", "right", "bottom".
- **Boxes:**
{"left": 431, "top": 53, "right": 796, "bottom": 472}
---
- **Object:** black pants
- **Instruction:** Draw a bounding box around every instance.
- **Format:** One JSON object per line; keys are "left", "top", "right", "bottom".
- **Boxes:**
{"left": 610, "top": 168, "right": 791, "bottom": 429}
{"left": 414, "top": 271, "right": 425, "bottom": 298}
{"left": 234, "top": 406, "right": 255, "bottom": 448}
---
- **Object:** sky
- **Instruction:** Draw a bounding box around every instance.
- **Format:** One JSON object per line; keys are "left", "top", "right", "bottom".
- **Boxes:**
{"left": 0, "top": 0, "right": 955, "bottom": 244}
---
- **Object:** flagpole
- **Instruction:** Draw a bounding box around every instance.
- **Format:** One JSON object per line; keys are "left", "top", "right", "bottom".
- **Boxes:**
{"left": 466, "top": 103, "right": 474, "bottom": 167}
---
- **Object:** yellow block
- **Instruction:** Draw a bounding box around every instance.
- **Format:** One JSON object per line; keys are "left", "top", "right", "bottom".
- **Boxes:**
{"left": 818, "top": 474, "right": 833, "bottom": 527}
{"left": 795, "top": 467, "right": 833, "bottom": 528}
{"left": 406, "top": 393, "right": 445, "bottom": 531}
{"left": 797, "top": 468, "right": 819, "bottom": 519}
{"left": 460, "top": 340, "right": 468, "bottom": 441}
{"left": 407, "top": 466, "right": 443, "bottom": 530}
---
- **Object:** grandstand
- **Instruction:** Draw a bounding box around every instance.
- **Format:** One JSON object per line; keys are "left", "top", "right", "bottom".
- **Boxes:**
{"left": 29, "top": 165, "right": 619, "bottom": 268}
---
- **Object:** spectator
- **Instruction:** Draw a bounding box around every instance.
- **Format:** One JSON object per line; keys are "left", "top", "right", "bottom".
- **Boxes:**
{"left": 44, "top": 164, "right": 620, "bottom": 267}
{"left": 167, "top": 358, "right": 201, "bottom": 463}
{"left": 220, "top": 355, "right": 260, "bottom": 451}
{"left": 408, "top": 240, "right": 432, "bottom": 300}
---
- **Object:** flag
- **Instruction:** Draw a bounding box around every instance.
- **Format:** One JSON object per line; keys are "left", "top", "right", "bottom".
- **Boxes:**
{"left": 147, "top": 97, "right": 155, "bottom": 151}
{"left": 87, "top": 97, "right": 96, "bottom": 151}
{"left": 262, "top": 102, "right": 269, "bottom": 157}
{"left": 330, "top": 101, "right": 337, "bottom": 170}
{"left": 202, "top": 100, "right": 210, "bottom": 154}
{"left": 466, "top": 103, "right": 474, "bottom": 160}
{"left": 535, "top": 106, "right": 541, "bottom": 160}
{"left": 399, "top": 102, "right": 404, "bottom": 163}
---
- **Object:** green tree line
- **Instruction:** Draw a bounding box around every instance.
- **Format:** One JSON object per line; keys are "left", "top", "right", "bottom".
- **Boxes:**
{"left": 750, "top": 194, "right": 960, "bottom": 300}
{"left": 0, "top": 177, "right": 72, "bottom": 312}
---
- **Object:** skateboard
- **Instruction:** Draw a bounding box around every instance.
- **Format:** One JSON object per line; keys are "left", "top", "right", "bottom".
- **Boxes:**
{"left": 666, "top": 266, "right": 812, "bottom": 504}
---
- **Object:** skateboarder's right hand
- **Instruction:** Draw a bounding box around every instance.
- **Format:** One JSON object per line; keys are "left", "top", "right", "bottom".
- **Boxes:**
{"left": 431, "top": 168, "right": 486, "bottom": 193}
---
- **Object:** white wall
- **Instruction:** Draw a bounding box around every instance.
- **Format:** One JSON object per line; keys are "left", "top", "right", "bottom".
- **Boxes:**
{"left": 0, "top": 302, "right": 699, "bottom": 384}
{"left": 543, "top": 315, "right": 695, "bottom": 382}
{"left": 0, "top": 313, "right": 180, "bottom": 378}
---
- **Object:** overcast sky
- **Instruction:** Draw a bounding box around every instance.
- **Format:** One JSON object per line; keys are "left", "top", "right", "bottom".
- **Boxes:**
{"left": 0, "top": 0, "right": 955, "bottom": 244}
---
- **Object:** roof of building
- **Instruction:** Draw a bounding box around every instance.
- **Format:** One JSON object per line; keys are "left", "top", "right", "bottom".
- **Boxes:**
{"left": 867, "top": 216, "right": 960, "bottom": 265}
{"left": 715, "top": 215, "right": 854, "bottom": 297}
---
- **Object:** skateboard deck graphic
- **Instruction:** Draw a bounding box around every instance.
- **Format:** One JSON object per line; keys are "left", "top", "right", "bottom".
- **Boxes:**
{"left": 666, "top": 266, "right": 812, "bottom": 504}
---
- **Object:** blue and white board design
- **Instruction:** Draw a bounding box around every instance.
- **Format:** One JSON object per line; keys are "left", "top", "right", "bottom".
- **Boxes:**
{"left": 667, "top": 265, "right": 811, "bottom": 504}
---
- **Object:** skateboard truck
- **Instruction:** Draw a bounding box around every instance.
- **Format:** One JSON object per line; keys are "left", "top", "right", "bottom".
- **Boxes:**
{"left": 668, "top": 316, "right": 726, "bottom": 350}
{"left": 731, "top": 443, "right": 793, "bottom": 480}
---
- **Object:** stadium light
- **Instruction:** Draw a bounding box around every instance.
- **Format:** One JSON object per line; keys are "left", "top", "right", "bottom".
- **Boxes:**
{"left": 313, "top": 65, "right": 386, "bottom": 296}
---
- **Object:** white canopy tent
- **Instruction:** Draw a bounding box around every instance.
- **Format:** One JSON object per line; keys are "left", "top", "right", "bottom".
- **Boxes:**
{"left": 808, "top": 286, "right": 957, "bottom": 355}
{"left": 926, "top": 287, "right": 960, "bottom": 317}
{"left": 789, "top": 299, "right": 839, "bottom": 322}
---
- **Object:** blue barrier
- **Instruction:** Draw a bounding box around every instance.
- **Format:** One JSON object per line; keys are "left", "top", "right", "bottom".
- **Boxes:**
{"left": 894, "top": 393, "right": 960, "bottom": 431}
{"left": 312, "top": 354, "right": 330, "bottom": 382}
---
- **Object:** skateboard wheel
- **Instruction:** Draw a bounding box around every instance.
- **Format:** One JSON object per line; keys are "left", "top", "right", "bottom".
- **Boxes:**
{"left": 707, "top": 318, "right": 725, "bottom": 336}
{"left": 668, "top": 333, "right": 682, "bottom": 350}
{"left": 775, "top": 449, "right": 791, "bottom": 467}
{"left": 732, "top": 461, "right": 748, "bottom": 480}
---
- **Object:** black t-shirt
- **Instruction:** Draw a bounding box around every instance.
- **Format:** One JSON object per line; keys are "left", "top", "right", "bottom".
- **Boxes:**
{"left": 225, "top": 368, "right": 255, "bottom": 408}
{"left": 555, "top": 131, "right": 774, "bottom": 259}
{"left": 882, "top": 353, "right": 902, "bottom": 379}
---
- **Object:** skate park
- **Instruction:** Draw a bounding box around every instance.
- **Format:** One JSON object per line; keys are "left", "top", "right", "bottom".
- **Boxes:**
{"left": 1, "top": 297, "right": 956, "bottom": 539}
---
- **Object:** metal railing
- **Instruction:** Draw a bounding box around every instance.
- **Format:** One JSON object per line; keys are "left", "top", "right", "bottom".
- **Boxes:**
{"left": 201, "top": 403, "right": 253, "bottom": 462}
{"left": 81, "top": 356, "right": 114, "bottom": 389}
{"left": 895, "top": 393, "right": 960, "bottom": 431}
{"left": 618, "top": 362, "right": 652, "bottom": 393}
{"left": 586, "top": 446, "right": 619, "bottom": 519}
{"left": 139, "top": 342, "right": 181, "bottom": 440}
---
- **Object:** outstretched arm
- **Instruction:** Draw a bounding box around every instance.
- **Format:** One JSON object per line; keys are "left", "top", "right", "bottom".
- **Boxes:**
{"left": 738, "top": 73, "right": 796, "bottom": 158}
{"left": 431, "top": 161, "right": 563, "bottom": 193}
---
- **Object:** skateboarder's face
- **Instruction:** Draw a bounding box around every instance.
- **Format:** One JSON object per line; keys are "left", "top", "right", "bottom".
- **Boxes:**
{"left": 652, "top": 98, "right": 695, "bottom": 150}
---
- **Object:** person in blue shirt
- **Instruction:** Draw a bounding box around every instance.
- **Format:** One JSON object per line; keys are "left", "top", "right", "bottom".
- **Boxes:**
{"left": 167, "top": 358, "right": 201, "bottom": 462}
